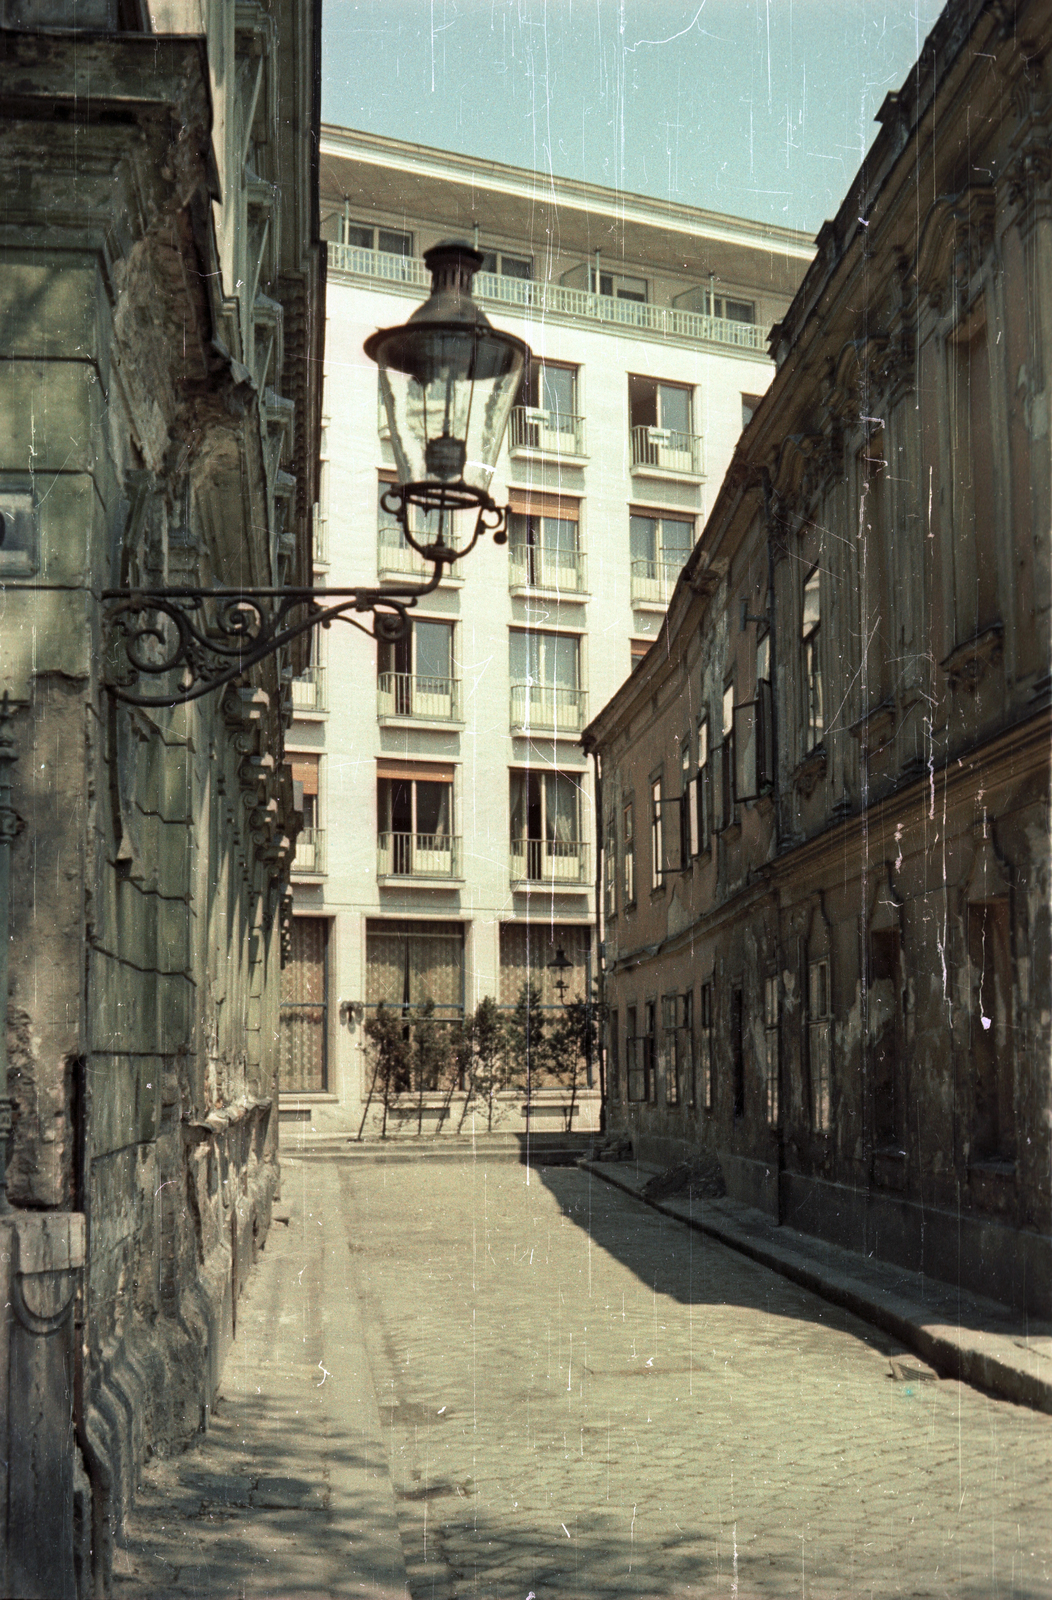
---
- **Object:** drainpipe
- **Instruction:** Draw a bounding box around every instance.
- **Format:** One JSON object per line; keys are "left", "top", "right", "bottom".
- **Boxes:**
{"left": 588, "top": 746, "right": 606, "bottom": 1132}
{"left": 0, "top": 693, "right": 20, "bottom": 1213}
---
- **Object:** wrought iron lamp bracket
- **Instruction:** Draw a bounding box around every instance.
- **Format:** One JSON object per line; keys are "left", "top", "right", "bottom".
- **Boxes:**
{"left": 102, "top": 568, "right": 447, "bottom": 708}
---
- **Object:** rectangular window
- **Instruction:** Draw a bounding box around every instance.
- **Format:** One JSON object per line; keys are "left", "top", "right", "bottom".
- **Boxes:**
{"left": 670, "top": 992, "right": 693, "bottom": 1108}
{"left": 721, "top": 686, "right": 735, "bottom": 827}
{"left": 343, "top": 222, "right": 413, "bottom": 256}
{"left": 696, "top": 719, "right": 711, "bottom": 851}
{"left": 592, "top": 267, "right": 647, "bottom": 302}
{"left": 623, "top": 802, "right": 635, "bottom": 906}
{"left": 802, "top": 566, "right": 824, "bottom": 752}
{"left": 630, "top": 639, "right": 651, "bottom": 673}
{"left": 508, "top": 512, "right": 581, "bottom": 592}
{"left": 680, "top": 736, "right": 693, "bottom": 864}
{"left": 498, "top": 923, "right": 590, "bottom": 1009}
{"left": 764, "top": 975, "right": 779, "bottom": 1126}
{"left": 731, "top": 984, "right": 745, "bottom": 1119}
{"left": 289, "top": 754, "right": 323, "bottom": 873}
{"left": 366, "top": 919, "right": 465, "bottom": 1020}
{"left": 280, "top": 917, "right": 330, "bottom": 1092}
{"left": 661, "top": 995, "right": 679, "bottom": 1105}
{"left": 741, "top": 392, "right": 764, "bottom": 429}
{"left": 626, "top": 1005, "right": 645, "bottom": 1101}
{"left": 509, "top": 629, "right": 582, "bottom": 732}
{"left": 644, "top": 1002, "right": 657, "bottom": 1102}
{"left": 604, "top": 812, "right": 617, "bottom": 919}
{"left": 705, "top": 292, "right": 755, "bottom": 323}
{"left": 808, "top": 958, "right": 832, "bottom": 1132}
{"left": 378, "top": 619, "right": 456, "bottom": 719}
{"left": 377, "top": 764, "right": 455, "bottom": 877}
{"left": 699, "top": 981, "right": 715, "bottom": 1111}
{"left": 628, "top": 378, "right": 696, "bottom": 472}
{"left": 481, "top": 250, "right": 533, "bottom": 280}
{"left": 519, "top": 359, "right": 576, "bottom": 418}
{"left": 630, "top": 515, "right": 695, "bottom": 597}
{"left": 608, "top": 1010, "right": 620, "bottom": 1102}
{"left": 509, "top": 770, "right": 582, "bottom": 884}
{"left": 650, "top": 778, "right": 664, "bottom": 891}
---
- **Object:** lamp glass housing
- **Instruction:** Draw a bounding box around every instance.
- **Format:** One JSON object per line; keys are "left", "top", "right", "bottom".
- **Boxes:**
{"left": 366, "top": 242, "right": 529, "bottom": 511}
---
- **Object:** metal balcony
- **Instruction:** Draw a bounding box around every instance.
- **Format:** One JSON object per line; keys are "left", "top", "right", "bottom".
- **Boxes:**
{"left": 509, "top": 684, "right": 586, "bottom": 735}
{"left": 377, "top": 524, "right": 429, "bottom": 580}
{"left": 291, "top": 666, "right": 327, "bottom": 713}
{"left": 377, "top": 672, "right": 461, "bottom": 723}
{"left": 508, "top": 544, "right": 587, "bottom": 595}
{"left": 510, "top": 837, "right": 590, "bottom": 887}
{"left": 508, "top": 406, "right": 586, "bottom": 457}
{"left": 630, "top": 425, "right": 704, "bottom": 476}
{"left": 292, "top": 827, "right": 326, "bottom": 876}
{"left": 630, "top": 558, "right": 689, "bottom": 608}
{"left": 327, "top": 244, "right": 772, "bottom": 353}
{"left": 377, "top": 832, "right": 461, "bottom": 881}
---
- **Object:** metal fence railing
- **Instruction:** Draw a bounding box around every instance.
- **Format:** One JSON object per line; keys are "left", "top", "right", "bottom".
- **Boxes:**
{"left": 327, "top": 244, "right": 771, "bottom": 353}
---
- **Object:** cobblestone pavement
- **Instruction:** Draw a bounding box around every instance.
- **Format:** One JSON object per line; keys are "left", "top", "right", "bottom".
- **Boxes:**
{"left": 338, "top": 1155, "right": 1052, "bottom": 1600}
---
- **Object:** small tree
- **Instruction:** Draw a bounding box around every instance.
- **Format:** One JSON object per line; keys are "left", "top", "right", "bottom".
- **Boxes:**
{"left": 360, "top": 1002, "right": 410, "bottom": 1139}
{"left": 456, "top": 996, "right": 509, "bottom": 1133}
{"left": 548, "top": 987, "right": 603, "bottom": 1131}
{"left": 411, "top": 998, "right": 452, "bottom": 1134}
{"left": 509, "top": 982, "right": 548, "bottom": 1127}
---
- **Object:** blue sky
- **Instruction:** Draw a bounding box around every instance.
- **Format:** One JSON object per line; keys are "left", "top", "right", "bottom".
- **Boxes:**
{"left": 322, "top": 0, "right": 946, "bottom": 234}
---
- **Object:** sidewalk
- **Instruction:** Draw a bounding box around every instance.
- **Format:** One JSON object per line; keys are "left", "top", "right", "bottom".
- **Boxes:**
{"left": 583, "top": 1157, "right": 1052, "bottom": 1415}
{"left": 113, "top": 1154, "right": 409, "bottom": 1599}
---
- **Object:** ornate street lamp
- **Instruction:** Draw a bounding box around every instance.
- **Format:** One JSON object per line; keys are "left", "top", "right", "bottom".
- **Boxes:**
{"left": 367, "top": 240, "right": 529, "bottom": 566}
{"left": 103, "top": 239, "right": 530, "bottom": 707}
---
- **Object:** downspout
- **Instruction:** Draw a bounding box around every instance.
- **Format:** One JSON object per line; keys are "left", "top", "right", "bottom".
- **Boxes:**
{"left": 588, "top": 745, "right": 606, "bottom": 1132}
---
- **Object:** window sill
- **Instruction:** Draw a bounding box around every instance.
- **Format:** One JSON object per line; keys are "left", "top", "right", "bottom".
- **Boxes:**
{"left": 509, "top": 582, "right": 589, "bottom": 604}
{"left": 377, "top": 714, "right": 465, "bottom": 732}
{"left": 377, "top": 875, "right": 464, "bottom": 889}
{"left": 629, "top": 462, "right": 703, "bottom": 485}
{"left": 509, "top": 445, "right": 588, "bottom": 467}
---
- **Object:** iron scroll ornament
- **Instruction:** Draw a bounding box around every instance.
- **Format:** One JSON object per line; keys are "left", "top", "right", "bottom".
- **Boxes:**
{"left": 102, "top": 491, "right": 509, "bottom": 708}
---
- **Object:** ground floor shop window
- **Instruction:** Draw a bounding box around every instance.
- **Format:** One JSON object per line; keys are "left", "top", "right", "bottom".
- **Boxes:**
{"left": 365, "top": 919, "right": 465, "bottom": 1020}
{"left": 280, "top": 917, "right": 330, "bottom": 1093}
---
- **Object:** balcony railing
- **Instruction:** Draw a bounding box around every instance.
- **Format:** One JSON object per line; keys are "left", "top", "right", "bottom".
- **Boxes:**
{"left": 630, "top": 426, "right": 704, "bottom": 476}
{"left": 510, "top": 837, "right": 590, "bottom": 886}
{"left": 377, "top": 523, "right": 429, "bottom": 580}
{"left": 509, "top": 683, "right": 586, "bottom": 734}
{"left": 508, "top": 544, "right": 587, "bottom": 595}
{"left": 293, "top": 827, "right": 325, "bottom": 875}
{"left": 377, "top": 832, "right": 461, "bottom": 880}
{"left": 508, "top": 406, "right": 586, "bottom": 457}
{"left": 630, "top": 558, "right": 689, "bottom": 607}
{"left": 327, "top": 244, "right": 771, "bottom": 352}
{"left": 291, "top": 666, "right": 327, "bottom": 713}
{"left": 377, "top": 672, "right": 461, "bottom": 722}
{"left": 312, "top": 509, "right": 328, "bottom": 567}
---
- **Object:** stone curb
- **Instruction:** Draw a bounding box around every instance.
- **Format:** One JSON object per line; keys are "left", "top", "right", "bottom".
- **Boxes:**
{"left": 582, "top": 1160, "right": 1052, "bottom": 1416}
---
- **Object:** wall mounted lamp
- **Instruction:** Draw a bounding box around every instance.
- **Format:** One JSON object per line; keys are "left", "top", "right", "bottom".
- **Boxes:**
{"left": 104, "top": 240, "right": 530, "bottom": 708}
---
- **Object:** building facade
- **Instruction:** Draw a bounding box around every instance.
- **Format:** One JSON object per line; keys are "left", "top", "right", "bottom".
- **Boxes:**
{"left": 584, "top": 0, "right": 1052, "bottom": 1318}
{"left": 283, "top": 128, "right": 812, "bottom": 1131}
{"left": 0, "top": 4, "right": 323, "bottom": 1593}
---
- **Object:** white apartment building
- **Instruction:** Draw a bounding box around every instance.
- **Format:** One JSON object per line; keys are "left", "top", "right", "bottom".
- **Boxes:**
{"left": 280, "top": 126, "right": 812, "bottom": 1125}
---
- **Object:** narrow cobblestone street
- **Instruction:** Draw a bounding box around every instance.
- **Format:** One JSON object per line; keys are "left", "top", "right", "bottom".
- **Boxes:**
{"left": 118, "top": 1151, "right": 1052, "bottom": 1599}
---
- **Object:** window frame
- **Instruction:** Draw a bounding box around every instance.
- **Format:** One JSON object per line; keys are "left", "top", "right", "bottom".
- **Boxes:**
{"left": 802, "top": 564, "right": 824, "bottom": 753}
{"left": 808, "top": 956, "right": 832, "bottom": 1133}
{"left": 623, "top": 800, "right": 636, "bottom": 908}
